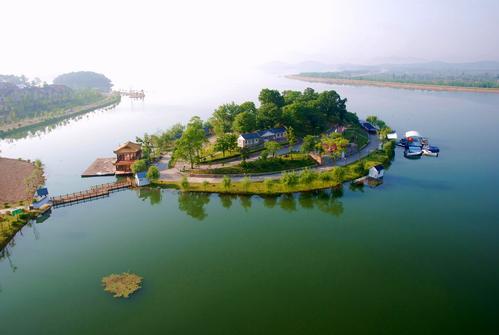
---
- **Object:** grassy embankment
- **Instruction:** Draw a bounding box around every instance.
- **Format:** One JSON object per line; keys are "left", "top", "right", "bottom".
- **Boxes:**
{"left": 0, "top": 211, "right": 41, "bottom": 250}
{"left": 153, "top": 141, "right": 395, "bottom": 195}
{"left": 0, "top": 93, "right": 121, "bottom": 138}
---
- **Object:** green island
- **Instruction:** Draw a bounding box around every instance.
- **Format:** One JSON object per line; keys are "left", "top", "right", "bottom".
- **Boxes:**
{"left": 129, "top": 87, "right": 394, "bottom": 195}
{"left": 0, "top": 72, "right": 121, "bottom": 138}
{"left": 288, "top": 62, "right": 499, "bottom": 93}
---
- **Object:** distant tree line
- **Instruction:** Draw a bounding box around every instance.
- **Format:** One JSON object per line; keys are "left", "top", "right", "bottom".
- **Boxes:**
{"left": 300, "top": 70, "right": 499, "bottom": 88}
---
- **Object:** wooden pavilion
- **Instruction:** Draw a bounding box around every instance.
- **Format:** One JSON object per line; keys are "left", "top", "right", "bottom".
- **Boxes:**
{"left": 113, "top": 141, "right": 142, "bottom": 175}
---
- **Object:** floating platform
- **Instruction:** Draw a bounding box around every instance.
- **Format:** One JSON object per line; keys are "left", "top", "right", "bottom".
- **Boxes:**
{"left": 82, "top": 158, "right": 116, "bottom": 177}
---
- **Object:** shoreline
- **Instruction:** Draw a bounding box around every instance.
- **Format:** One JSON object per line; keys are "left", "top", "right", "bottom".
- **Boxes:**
{"left": 287, "top": 75, "right": 499, "bottom": 94}
{"left": 0, "top": 92, "right": 121, "bottom": 138}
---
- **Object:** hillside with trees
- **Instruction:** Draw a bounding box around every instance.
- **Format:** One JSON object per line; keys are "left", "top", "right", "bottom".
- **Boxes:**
{"left": 0, "top": 73, "right": 119, "bottom": 133}
{"left": 53, "top": 71, "right": 113, "bottom": 92}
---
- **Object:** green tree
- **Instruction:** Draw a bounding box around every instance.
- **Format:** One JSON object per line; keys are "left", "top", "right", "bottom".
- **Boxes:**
{"left": 332, "top": 166, "right": 346, "bottom": 182}
{"left": 180, "top": 176, "right": 189, "bottom": 189}
{"left": 301, "top": 135, "right": 317, "bottom": 154}
{"left": 264, "top": 178, "right": 273, "bottom": 192}
{"left": 264, "top": 141, "right": 280, "bottom": 158}
{"left": 320, "top": 133, "right": 349, "bottom": 165}
{"left": 257, "top": 103, "right": 282, "bottom": 129}
{"left": 299, "top": 168, "right": 317, "bottom": 184}
{"left": 175, "top": 116, "right": 207, "bottom": 168}
{"left": 285, "top": 126, "right": 297, "bottom": 155}
{"left": 202, "top": 180, "right": 210, "bottom": 190}
{"left": 240, "top": 147, "right": 250, "bottom": 162}
{"left": 241, "top": 176, "right": 251, "bottom": 192}
{"left": 258, "top": 89, "right": 285, "bottom": 107}
{"left": 233, "top": 111, "right": 257, "bottom": 133}
{"left": 281, "top": 171, "right": 299, "bottom": 187}
{"left": 131, "top": 159, "right": 147, "bottom": 173}
{"left": 146, "top": 165, "right": 159, "bottom": 180}
{"left": 223, "top": 175, "right": 232, "bottom": 190}
{"left": 209, "top": 102, "right": 241, "bottom": 135}
{"left": 214, "top": 133, "right": 238, "bottom": 157}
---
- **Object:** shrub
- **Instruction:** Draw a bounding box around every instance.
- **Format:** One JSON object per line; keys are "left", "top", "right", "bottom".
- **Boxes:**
{"left": 223, "top": 175, "right": 232, "bottom": 190}
{"left": 332, "top": 167, "right": 346, "bottom": 182}
{"left": 318, "top": 171, "right": 332, "bottom": 182}
{"left": 180, "top": 176, "right": 189, "bottom": 189}
{"left": 281, "top": 172, "right": 299, "bottom": 186}
{"left": 131, "top": 159, "right": 147, "bottom": 173}
{"left": 299, "top": 168, "right": 317, "bottom": 184}
{"left": 264, "top": 178, "right": 273, "bottom": 192}
{"left": 241, "top": 176, "right": 251, "bottom": 192}
{"left": 146, "top": 166, "right": 159, "bottom": 180}
{"left": 260, "top": 150, "right": 269, "bottom": 160}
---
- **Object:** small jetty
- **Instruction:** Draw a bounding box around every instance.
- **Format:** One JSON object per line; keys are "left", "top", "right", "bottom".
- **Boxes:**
{"left": 117, "top": 89, "right": 145, "bottom": 99}
{"left": 51, "top": 180, "right": 132, "bottom": 207}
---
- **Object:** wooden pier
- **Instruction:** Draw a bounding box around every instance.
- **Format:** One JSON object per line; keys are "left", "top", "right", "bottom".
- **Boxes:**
{"left": 51, "top": 180, "right": 132, "bottom": 207}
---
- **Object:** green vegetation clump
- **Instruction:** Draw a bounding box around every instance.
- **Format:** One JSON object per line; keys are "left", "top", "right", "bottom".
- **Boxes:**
{"left": 102, "top": 272, "right": 143, "bottom": 298}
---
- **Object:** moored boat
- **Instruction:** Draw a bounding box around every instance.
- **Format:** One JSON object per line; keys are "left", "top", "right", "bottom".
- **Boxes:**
{"left": 404, "top": 145, "right": 423, "bottom": 158}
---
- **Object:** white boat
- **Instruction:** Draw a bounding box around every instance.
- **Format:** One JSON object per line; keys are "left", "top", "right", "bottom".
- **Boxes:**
{"left": 422, "top": 148, "right": 439, "bottom": 157}
{"left": 405, "top": 130, "right": 421, "bottom": 138}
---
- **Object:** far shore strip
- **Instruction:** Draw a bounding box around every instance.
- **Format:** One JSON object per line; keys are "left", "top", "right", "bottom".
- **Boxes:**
{"left": 287, "top": 75, "right": 499, "bottom": 94}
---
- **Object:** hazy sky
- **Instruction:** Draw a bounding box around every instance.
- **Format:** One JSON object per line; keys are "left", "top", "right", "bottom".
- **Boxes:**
{"left": 1, "top": 0, "right": 499, "bottom": 87}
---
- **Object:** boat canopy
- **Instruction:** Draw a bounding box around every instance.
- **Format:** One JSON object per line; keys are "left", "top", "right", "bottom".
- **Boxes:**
{"left": 405, "top": 130, "right": 421, "bottom": 138}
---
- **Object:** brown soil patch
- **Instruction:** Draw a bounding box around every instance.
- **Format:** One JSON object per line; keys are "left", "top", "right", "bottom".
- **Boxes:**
{"left": 0, "top": 157, "right": 44, "bottom": 203}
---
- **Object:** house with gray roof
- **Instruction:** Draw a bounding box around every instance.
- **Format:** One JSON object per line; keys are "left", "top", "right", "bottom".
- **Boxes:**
{"left": 237, "top": 127, "right": 286, "bottom": 148}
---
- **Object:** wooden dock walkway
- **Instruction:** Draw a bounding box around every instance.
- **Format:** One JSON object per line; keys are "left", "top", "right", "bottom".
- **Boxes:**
{"left": 51, "top": 180, "right": 132, "bottom": 207}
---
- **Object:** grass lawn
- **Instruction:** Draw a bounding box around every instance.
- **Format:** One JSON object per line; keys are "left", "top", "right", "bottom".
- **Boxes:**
{"left": 192, "top": 153, "right": 316, "bottom": 175}
{"left": 343, "top": 127, "right": 369, "bottom": 148}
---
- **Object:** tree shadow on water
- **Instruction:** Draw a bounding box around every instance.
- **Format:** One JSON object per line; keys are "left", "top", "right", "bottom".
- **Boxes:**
{"left": 178, "top": 192, "right": 211, "bottom": 220}
{"left": 239, "top": 195, "right": 252, "bottom": 211}
{"left": 137, "top": 187, "right": 163, "bottom": 205}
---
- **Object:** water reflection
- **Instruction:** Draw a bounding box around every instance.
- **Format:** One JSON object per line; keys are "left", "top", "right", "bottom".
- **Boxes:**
{"left": 137, "top": 187, "right": 162, "bottom": 205}
{"left": 178, "top": 192, "right": 210, "bottom": 220}
{"left": 219, "top": 194, "right": 236, "bottom": 209}
{"left": 279, "top": 194, "right": 297, "bottom": 212}
{"left": 0, "top": 104, "right": 118, "bottom": 141}
{"left": 239, "top": 195, "right": 252, "bottom": 211}
{"left": 262, "top": 196, "right": 278, "bottom": 209}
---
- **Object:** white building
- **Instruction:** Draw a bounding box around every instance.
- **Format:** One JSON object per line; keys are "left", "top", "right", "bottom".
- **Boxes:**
{"left": 135, "top": 172, "right": 150, "bottom": 186}
{"left": 237, "top": 127, "right": 286, "bottom": 148}
{"left": 368, "top": 165, "right": 384, "bottom": 179}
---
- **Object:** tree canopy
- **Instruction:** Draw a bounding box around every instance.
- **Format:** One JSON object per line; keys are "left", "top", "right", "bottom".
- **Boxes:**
{"left": 53, "top": 71, "right": 113, "bottom": 92}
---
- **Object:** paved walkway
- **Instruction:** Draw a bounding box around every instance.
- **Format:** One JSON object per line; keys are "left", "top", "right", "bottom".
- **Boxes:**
{"left": 156, "top": 134, "right": 380, "bottom": 183}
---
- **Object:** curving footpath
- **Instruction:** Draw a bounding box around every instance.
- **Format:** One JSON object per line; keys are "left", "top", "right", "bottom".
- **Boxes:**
{"left": 157, "top": 134, "right": 380, "bottom": 184}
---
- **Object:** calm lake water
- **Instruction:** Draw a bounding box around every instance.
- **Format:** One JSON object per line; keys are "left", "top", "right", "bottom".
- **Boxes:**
{"left": 1, "top": 72, "right": 499, "bottom": 334}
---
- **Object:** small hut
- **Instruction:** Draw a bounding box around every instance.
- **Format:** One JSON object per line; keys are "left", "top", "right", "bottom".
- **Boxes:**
{"left": 135, "top": 172, "right": 150, "bottom": 186}
{"left": 368, "top": 165, "right": 384, "bottom": 179}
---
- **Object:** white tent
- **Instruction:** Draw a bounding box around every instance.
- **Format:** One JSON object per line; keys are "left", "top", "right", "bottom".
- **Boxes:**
{"left": 405, "top": 130, "right": 421, "bottom": 138}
